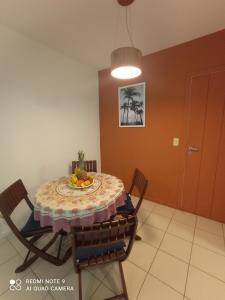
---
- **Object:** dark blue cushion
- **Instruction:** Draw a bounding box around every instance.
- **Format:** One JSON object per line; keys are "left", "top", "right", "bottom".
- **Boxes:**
{"left": 76, "top": 241, "right": 125, "bottom": 260}
{"left": 116, "top": 194, "right": 135, "bottom": 213}
{"left": 21, "top": 211, "right": 45, "bottom": 234}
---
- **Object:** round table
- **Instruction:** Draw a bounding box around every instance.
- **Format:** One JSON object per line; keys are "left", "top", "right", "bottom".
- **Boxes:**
{"left": 34, "top": 173, "right": 126, "bottom": 232}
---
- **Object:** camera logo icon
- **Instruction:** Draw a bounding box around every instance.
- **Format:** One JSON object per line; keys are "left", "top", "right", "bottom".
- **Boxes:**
{"left": 9, "top": 279, "right": 22, "bottom": 291}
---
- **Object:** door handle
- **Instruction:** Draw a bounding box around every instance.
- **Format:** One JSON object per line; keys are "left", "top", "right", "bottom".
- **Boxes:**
{"left": 188, "top": 146, "right": 199, "bottom": 153}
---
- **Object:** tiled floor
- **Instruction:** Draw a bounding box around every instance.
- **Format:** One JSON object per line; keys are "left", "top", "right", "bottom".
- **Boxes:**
{"left": 1, "top": 198, "right": 225, "bottom": 299}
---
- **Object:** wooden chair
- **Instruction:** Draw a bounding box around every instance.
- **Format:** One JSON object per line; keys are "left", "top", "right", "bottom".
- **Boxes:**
{"left": 0, "top": 179, "right": 71, "bottom": 273}
{"left": 72, "top": 160, "right": 97, "bottom": 173}
{"left": 71, "top": 214, "right": 137, "bottom": 300}
{"left": 117, "top": 168, "right": 148, "bottom": 240}
{"left": 117, "top": 168, "right": 148, "bottom": 214}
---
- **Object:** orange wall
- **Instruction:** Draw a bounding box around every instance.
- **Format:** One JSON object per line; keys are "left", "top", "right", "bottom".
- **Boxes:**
{"left": 98, "top": 30, "right": 225, "bottom": 209}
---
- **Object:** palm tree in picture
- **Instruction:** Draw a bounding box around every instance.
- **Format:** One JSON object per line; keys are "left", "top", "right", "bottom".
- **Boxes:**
{"left": 120, "top": 103, "right": 127, "bottom": 124}
{"left": 121, "top": 87, "right": 141, "bottom": 125}
{"left": 130, "top": 100, "right": 139, "bottom": 124}
{"left": 136, "top": 101, "right": 144, "bottom": 125}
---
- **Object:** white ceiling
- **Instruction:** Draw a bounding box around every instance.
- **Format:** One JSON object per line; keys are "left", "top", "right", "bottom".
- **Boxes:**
{"left": 0, "top": 0, "right": 224, "bottom": 69}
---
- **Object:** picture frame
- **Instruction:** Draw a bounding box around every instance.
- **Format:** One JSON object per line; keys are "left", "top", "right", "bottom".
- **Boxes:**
{"left": 118, "top": 82, "right": 145, "bottom": 127}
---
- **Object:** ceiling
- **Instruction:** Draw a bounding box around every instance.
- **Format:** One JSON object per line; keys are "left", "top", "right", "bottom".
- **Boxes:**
{"left": 0, "top": 0, "right": 224, "bottom": 69}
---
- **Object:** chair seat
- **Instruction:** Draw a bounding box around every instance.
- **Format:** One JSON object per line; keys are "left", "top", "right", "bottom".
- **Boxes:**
{"left": 21, "top": 211, "right": 51, "bottom": 236}
{"left": 76, "top": 241, "right": 125, "bottom": 261}
{"left": 116, "top": 194, "right": 135, "bottom": 213}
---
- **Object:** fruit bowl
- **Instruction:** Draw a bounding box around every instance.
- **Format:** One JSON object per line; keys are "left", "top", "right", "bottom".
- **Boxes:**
{"left": 68, "top": 174, "right": 94, "bottom": 189}
{"left": 67, "top": 181, "right": 94, "bottom": 189}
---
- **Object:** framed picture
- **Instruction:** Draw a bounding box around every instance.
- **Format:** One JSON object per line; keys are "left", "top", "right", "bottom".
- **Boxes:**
{"left": 118, "top": 82, "right": 145, "bottom": 127}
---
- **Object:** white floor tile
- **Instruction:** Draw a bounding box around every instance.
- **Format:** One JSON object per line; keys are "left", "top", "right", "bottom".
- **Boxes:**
{"left": 123, "top": 260, "right": 147, "bottom": 300}
{"left": 7, "top": 232, "right": 57, "bottom": 257}
{"left": 91, "top": 283, "right": 115, "bottom": 300}
{"left": 103, "top": 261, "right": 146, "bottom": 300}
{"left": 88, "top": 263, "right": 112, "bottom": 281}
{"left": 99, "top": 263, "right": 123, "bottom": 295}
{"left": 140, "top": 199, "right": 156, "bottom": 212}
{"left": 0, "top": 271, "right": 47, "bottom": 300}
{"left": 31, "top": 257, "right": 73, "bottom": 281}
{"left": 51, "top": 268, "right": 100, "bottom": 300}
{"left": 42, "top": 294, "right": 54, "bottom": 300}
{"left": 137, "top": 221, "right": 143, "bottom": 231}
{"left": 160, "top": 233, "right": 192, "bottom": 263}
{"left": 138, "top": 224, "right": 165, "bottom": 248}
{"left": 150, "top": 251, "right": 188, "bottom": 294}
{"left": 191, "top": 244, "right": 225, "bottom": 282}
{"left": 137, "top": 208, "right": 151, "bottom": 223}
{"left": 131, "top": 195, "right": 156, "bottom": 212}
{"left": 153, "top": 204, "right": 175, "bottom": 218}
{"left": 194, "top": 229, "right": 225, "bottom": 256}
{"left": 128, "top": 241, "right": 157, "bottom": 271}
{"left": 0, "top": 255, "right": 31, "bottom": 295}
{"left": 137, "top": 274, "right": 183, "bottom": 300}
{"left": 0, "top": 238, "right": 18, "bottom": 265}
{"left": 167, "top": 220, "right": 195, "bottom": 242}
{"left": 0, "top": 238, "right": 7, "bottom": 246}
{"left": 196, "top": 216, "right": 223, "bottom": 236}
{"left": 7, "top": 234, "right": 27, "bottom": 255}
{"left": 146, "top": 213, "right": 171, "bottom": 231}
{"left": 186, "top": 266, "right": 225, "bottom": 300}
{"left": 173, "top": 210, "right": 196, "bottom": 227}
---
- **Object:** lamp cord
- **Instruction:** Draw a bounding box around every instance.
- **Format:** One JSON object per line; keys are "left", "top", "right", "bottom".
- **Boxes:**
{"left": 125, "top": 6, "right": 134, "bottom": 47}
{"left": 113, "top": 4, "right": 120, "bottom": 49}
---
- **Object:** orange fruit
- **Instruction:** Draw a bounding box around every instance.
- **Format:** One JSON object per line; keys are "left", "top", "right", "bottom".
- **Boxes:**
{"left": 76, "top": 180, "right": 83, "bottom": 187}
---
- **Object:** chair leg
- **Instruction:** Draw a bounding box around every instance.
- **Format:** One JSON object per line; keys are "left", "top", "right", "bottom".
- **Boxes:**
{"left": 119, "top": 261, "right": 128, "bottom": 300}
{"left": 104, "top": 262, "right": 129, "bottom": 300}
{"left": 15, "top": 235, "right": 44, "bottom": 273}
{"left": 15, "top": 249, "right": 38, "bottom": 273}
{"left": 15, "top": 233, "right": 63, "bottom": 273}
{"left": 135, "top": 234, "right": 142, "bottom": 241}
{"left": 78, "top": 270, "right": 82, "bottom": 300}
{"left": 57, "top": 234, "right": 64, "bottom": 259}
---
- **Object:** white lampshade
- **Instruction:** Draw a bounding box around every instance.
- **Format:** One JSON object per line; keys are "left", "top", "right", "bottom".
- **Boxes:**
{"left": 111, "top": 47, "right": 142, "bottom": 79}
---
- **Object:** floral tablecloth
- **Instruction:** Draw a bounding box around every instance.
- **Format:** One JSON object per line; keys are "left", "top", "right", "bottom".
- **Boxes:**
{"left": 34, "top": 173, "right": 126, "bottom": 232}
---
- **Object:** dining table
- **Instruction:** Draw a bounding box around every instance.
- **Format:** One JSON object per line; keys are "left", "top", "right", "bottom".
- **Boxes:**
{"left": 34, "top": 173, "right": 126, "bottom": 232}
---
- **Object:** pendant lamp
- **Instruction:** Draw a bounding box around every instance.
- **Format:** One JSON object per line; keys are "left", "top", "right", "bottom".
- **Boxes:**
{"left": 111, "top": 0, "right": 142, "bottom": 80}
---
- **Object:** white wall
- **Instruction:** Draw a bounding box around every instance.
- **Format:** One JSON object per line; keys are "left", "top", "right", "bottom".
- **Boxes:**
{"left": 0, "top": 25, "right": 100, "bottom": 237}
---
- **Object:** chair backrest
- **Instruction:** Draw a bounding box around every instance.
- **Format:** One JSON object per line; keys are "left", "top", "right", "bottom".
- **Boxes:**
{"left": 71, "top": 214, "right": 137, "bottom": 271}
{"left": 72, "top": 160, "right": 97, "bottom": 173}
{"left": 129, "top": 168, "right": 148, "bottom": 214}
{"left": 0, "top": 179, "right": 33, "bottom": 217}
{"left": 0, "top": 179, "right": 34, "bottom": 247}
